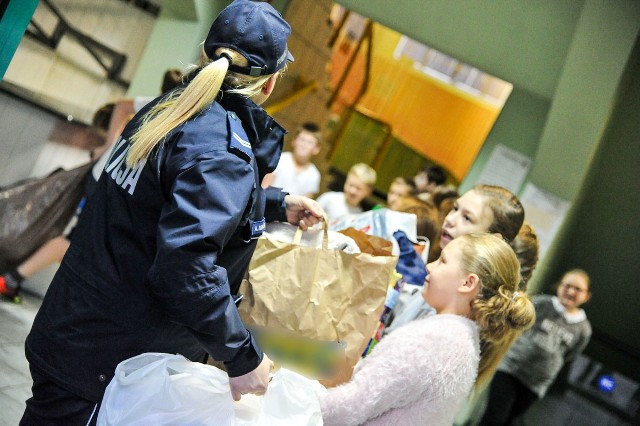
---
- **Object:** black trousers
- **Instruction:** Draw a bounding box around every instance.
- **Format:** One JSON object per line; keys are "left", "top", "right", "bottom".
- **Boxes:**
{"left": 479, "top": 371, "right": 538, "bottom": 426}
{"left": 20, "top": 365, "right": 99, "bottom": 426}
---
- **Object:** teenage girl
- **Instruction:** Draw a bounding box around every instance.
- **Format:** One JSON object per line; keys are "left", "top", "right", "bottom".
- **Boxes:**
{"left": 385, "top": 184, "right": 526, "bottom": 333}
{"left": 480, "top": 269, "right": 592, "bottom": 425}
{"left": 320, "top": 233, "right": 536, "bottom": 426}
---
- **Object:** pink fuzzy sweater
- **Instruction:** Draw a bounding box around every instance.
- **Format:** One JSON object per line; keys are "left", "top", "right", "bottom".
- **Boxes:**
{"left": 320, "top": 314, "right": 480, "bottom": 425}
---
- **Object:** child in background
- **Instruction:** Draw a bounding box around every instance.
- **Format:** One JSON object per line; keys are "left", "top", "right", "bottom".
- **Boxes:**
{"left": 384, "top": 184, "right": 526, "bottom": 334}
{"left": 386, "top": 177, "right": 416, "bottom": 211}
{"left": 393, "top": 195, "right": 440, "bottom": 245}
{"left": 261, "top": 122, "right": 322, "bottom": 198}
{"left": 321, "top": 233, "right": 536, "bottom": 426}
{"left": 414, "top": 164, "right": 447, "bottom": 196}
{"left": 479, "top": 269, "right": 592, "bottom": 425}
{"left": 317, "top": 163, "right": 376, "bottom": 221}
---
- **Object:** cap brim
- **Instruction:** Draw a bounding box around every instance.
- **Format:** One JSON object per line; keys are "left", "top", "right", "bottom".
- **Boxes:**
{"left": 286, "top": 50, "right": 294, "bottom": 63}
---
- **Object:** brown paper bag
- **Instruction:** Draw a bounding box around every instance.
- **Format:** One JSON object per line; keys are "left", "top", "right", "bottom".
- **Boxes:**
{"left": 238, "top": 221, "right": 397, "bottom": 386}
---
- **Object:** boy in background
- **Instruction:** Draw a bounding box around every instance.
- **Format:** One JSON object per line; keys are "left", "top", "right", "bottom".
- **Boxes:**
{"left": 414, "top": 164, "right": 446, "bottom": 196}
{"left": 316, "top": 163, "right": 376, "bottom": 221}
{"left": 262, "top": 122, "right": 322, "bottom": 198}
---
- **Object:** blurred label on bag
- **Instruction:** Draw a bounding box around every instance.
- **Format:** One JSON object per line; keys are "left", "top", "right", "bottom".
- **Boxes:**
{"left": 248, "top": 325, "right": 346, "bottom": 379}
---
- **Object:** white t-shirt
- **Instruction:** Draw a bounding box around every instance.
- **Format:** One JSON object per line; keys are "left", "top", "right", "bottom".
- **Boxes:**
{"left": 271, "top": 152, "right": 321, "bottom": 196}
{"left": 316, "top": 191, "right": 362, "bottom": 221}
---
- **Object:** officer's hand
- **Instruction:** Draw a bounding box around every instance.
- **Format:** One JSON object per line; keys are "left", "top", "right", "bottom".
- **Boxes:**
{"left": 228, "top": 354, "right": 274, "bottom": 401}
{"left": 284, "top": 195, "right": 325, "bottom": 230}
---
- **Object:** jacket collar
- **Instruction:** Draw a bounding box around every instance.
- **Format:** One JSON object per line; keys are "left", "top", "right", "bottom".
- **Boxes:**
{"left": 219, "top": 90, "right": 286, "bottom": 176}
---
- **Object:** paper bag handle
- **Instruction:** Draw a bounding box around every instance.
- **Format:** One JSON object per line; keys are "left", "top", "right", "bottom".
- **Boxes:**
{"left": 293, "top": 215, "right": 329, "bottom": 249}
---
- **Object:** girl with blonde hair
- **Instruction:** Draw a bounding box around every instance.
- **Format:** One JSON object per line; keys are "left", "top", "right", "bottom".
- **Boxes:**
{"left": 321, "top": 233, "right": 535, "bottom": 425}
{"left": 385, "top": 184, "right": 528, "bottom": 333}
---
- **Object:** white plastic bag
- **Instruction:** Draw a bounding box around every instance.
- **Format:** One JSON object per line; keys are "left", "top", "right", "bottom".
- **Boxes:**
{"left": 328, "top": 208, "right": 418, "bottom": 255}
{"left": 97, "top": 353, "right": 234, "bottom": 426}
{"left": 264, "top": 222, "right": 361, "bottom": 253}
{"left": 235, "top": 368, "right": 327, "bottom": 426}
{"left": 97, "top": 353, "right": 327, "bottom": 426}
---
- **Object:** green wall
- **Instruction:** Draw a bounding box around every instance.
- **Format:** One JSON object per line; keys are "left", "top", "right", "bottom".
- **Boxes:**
{"left": 127, "top": 0, "right": 229, "bottom": 97}
{"left": 528, "top": 0, "right": 640, "bottom": 200}
{"left": 545, "top": 38, "right": 640, "bottom": 380}
{"left": 459, "top": 86, "right": 550, "bottom": 194}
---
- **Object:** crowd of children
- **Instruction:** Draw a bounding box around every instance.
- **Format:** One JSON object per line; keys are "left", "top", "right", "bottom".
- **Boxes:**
{"left": 262, "top": 138, "right": 593, "bottom": 425}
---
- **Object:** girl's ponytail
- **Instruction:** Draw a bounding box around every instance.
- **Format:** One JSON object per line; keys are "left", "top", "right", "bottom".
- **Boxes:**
{"left": 509, "top": 222, "right": 539, "bottom": 291}
{"left": 458, "top": 234, "right": 536, "bottom": 387}
{"left": 473, "top": 288, "right": 535, "bottom": 385}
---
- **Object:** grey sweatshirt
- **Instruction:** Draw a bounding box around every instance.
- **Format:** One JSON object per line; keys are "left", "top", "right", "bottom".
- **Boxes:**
{"left": 498, "top": 295, "right": 591, "bottom": 397}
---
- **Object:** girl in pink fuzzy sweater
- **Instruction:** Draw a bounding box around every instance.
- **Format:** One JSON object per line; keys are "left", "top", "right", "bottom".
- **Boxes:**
{"left": 320, "top": 233, "right": 536, "bottom": 426}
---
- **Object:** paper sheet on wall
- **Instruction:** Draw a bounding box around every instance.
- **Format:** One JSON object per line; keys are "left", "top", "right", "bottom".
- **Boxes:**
{"left": 476, "top": 144, "right": 531, "bottom": 194}
{"left": 520, "top": 183, "right": 570, "bottom": 259}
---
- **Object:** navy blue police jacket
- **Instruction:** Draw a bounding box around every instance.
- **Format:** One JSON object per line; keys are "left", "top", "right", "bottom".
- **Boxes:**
{"left": 25, "top": 90, "right": 288, "bottom": 402}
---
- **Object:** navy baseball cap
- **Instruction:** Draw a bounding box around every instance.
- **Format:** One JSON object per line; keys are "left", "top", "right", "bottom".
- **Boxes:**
{"left": 204, "top": 0, "right": 294, "bottom": 77}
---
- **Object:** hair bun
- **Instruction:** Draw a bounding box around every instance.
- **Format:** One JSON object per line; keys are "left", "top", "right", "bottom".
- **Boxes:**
{"left": 506, "top": 293, "right": 536, "bottom": 331}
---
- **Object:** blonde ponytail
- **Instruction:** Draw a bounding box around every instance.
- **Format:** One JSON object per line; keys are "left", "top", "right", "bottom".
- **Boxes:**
{"left": 126, "top": 48, "right": 276, "bottom": 168}
{"left": 457, "top": 234, "right": 536, "bottom": 387}
{"left": 126, "top": 57, "right": 229, "bottom": 167}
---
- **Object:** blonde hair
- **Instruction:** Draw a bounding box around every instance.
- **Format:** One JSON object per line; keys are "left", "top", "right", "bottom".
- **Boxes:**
{"left": 473, "top": 185, "right": 524, "bottom": 243}
{"left": 348, "top": 163, "right": 377, "bottom": 187}
{"left": 126, "top": 48, "right": 275, "bottom": 167}
{"left": 458, "top": 233, "right": 536, "bottom": 386}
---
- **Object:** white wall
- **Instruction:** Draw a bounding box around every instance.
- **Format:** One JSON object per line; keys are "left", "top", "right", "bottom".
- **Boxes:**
{"left": 3, "top": 0, "right": 156, "bottom": 124}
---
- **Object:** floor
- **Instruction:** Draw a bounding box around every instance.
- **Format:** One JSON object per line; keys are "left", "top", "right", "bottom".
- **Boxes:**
{"left": 0, "top": 291, "right": 40, "bottom": 425}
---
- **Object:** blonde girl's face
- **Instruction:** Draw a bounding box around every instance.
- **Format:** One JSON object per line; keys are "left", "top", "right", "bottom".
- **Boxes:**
{"left": 557, "top": 272, "right": 591, "bottom": 312}
{"left": 440, "top": 190, "right": 494, "bottom": 248}
{"left": 343, "top": 173, "right": 372, "bottom": 207}
{"left": 422, "top": 238, "right": 468, "bottom": 313}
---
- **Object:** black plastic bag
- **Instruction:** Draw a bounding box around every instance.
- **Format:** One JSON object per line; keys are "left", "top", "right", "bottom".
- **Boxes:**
{"left": 0, "top": 162, "right": 93, "bottom": 272}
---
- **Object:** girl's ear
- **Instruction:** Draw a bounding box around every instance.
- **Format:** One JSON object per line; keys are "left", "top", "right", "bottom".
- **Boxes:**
{"left": 459, "top": 273, "right": 480, "bottom": 294}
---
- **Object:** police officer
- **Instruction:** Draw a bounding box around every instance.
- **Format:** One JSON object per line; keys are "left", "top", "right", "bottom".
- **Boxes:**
{"left": 21, "top": 1, "right": 323, "bottom": 424}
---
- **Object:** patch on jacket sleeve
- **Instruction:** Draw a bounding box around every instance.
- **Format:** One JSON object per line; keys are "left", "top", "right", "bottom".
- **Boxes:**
{"left": 227, "top": 111, "right": 253, "bottom": 162}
